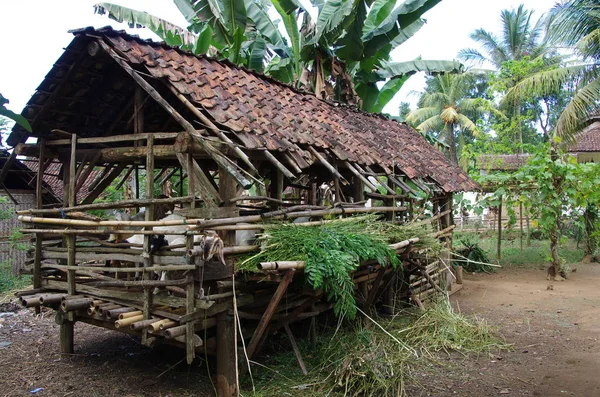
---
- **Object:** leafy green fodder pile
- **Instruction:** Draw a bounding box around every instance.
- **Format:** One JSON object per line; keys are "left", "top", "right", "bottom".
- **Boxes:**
{"left": 242, "top": 298, "right": 508, "bottom": 397}
{"left": 238, "top": 216, "right": 441, "bottom": 319}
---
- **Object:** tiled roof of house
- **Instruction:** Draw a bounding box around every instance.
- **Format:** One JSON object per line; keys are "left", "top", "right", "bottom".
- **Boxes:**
{"left": 8, "top": 26, "right": 478, "bottom": 193}
{"left": 477, "top": 154, "right": 530, "bottom": 171}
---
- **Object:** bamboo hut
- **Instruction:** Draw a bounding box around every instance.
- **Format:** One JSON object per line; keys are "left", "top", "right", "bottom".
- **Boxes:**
{"left": 5, "top": 27, "right": 478, "bottom": 396}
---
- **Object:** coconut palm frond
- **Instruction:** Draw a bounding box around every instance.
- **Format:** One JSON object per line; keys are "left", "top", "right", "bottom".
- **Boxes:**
{"left": 416, "top": 115, "right": 443, "bottom": 133}
{"left": 555, "top": 75, "right": 600, "bottom": 145}
{"left": 504, "top": 63, "right": 590, "bottom": 105}
{"left": 458, "top": 48, "right": 487, "bottom": 65}
{"left": 405, "top": 107, "right": 439, "bottom": 125}
{"left": 456, "top": 113, "right": 479, "bottom": 135}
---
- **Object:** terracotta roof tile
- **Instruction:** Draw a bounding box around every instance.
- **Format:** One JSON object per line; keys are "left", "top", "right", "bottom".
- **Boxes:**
{"left": 570, "top": 121, "right": 600, "bottom": 153}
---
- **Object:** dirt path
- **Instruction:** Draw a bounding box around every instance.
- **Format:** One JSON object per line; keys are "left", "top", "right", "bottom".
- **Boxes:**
{"left": 1, "top": 265, "right": 599, "bottom": 396}
{"left": 436, "top": 264, "right": 600, "bottom": 397}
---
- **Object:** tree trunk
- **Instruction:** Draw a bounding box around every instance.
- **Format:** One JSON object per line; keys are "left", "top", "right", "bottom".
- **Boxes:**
{"left": 548, "top": 225, "right": 563, "bottom": 280}
{"left": 548, "top": 143, "right": 564, "bottom": 281}
{"left": 583, "top": 204, "right": 597, "bottom": 263}
{"left": 446, "top": 123, "right": 458, "bottom": 164}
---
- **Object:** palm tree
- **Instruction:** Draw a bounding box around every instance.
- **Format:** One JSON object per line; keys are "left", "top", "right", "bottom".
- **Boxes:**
{"left": 406, "top": 73, "right": 496, "bottom": 165}
{"left": 94, "top": 0, "right": 463, "bottom": 112}
{"left": 459, "top": 4, "right": 562, "bottom": 147}
{"left": 508, "top": 0, "right": 600, "bottom": 145}
{"left": 459, "top": 4, "right": 546, "bottom": 68}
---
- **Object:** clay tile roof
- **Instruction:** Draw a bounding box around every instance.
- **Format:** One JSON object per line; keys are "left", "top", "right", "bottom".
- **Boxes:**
{"left": 569, "top": 121, "right": 600, "bottom": 153}
{"left": 20, "top": 159, "right": 101, "bottom": 203}
{"left": 477, "top": 154, "right": 530, "bottom": 171}
{"left": 10, "top": 26, "right": 478, "bottom": 193}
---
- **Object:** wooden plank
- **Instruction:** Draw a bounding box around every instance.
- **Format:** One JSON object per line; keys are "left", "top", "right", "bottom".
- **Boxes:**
{"left": 216, "top": 312, "right": 237, "bottom": 396}
{"left": 284, "top": 324, "right": 308, "bottom": 375}
{"left": 246, "top": 269, "right": 295, "bottom": 358}
{"left": 176, "top": 152, "right": 220, "bottom": 207}
{"left": 186, "top": 273, "right": 196, "bottom": 364}
{"left": 45, "top": 131, "right": 180, "bottom": 146}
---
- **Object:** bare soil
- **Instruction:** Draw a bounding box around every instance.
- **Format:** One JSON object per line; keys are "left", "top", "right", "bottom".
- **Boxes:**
{"left": 1, "top": 264, "right": 599, "bottom": 396}
{"left": 408, "top": 264, "right": 600, "bottom": 397}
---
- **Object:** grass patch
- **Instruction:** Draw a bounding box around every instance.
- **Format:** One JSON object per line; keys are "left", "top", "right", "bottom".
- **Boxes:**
{"left": 453, "top": 232, "right": 584, "bottom": 269}
{"left": 0, "top": 260, "right": 31, "bottom": 294}
{"left": 241, "top": 297, "right": 508, "bottom": 397}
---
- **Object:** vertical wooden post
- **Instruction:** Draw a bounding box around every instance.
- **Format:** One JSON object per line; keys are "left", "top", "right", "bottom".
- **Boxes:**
{"left": 519, "top": 201, "right": 524, "bottom": 251}
{"left": 142, "top": 135, "right": 154, "bottom": 346}
{"left": 310, "top": 182, "right": 317, "bottom": 205}
{"left": 134, "top": 86, "right": 144, "bottom": 212}
{"left": 184, "top": 154, "right": 196, "bottom": 364}
{"left": 353, "top": 178, "right": 368, "bottom": 298}
{"left": 497, "top": 197, "right": 503, "bottom": 260}
{"left": 179, "top": 167, "right": 184, "bottom": 197}
{"left": 186, "top": 154, "right": 195, "bottom": 209}
{"left": 61, "top": 134, "right": 77, "bottom": 353}
{"left": 216, "top": 168, "right": 237, "bottom": 397}
{"left": 269, "top": 169, "right": 283, "bottom": 209}
{"left": 33, "top": 140, "right": 45, "bottom": 305}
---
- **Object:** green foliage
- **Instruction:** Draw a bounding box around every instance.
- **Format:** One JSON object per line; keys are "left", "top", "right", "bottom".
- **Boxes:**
{"left": 243, "top": 297, "right": 508, "bottom": 396}
{"left": 454, "top": 235, "right": 492, "bottom": 273}
{"left": 0, "top": 93, "right": 30, "bottom": 133}
{"left": 240, "top": 216, "right": 405, "bottom": 319}
{"left": 0, "top": 261, "right": 30, "bottom": 294}
{"left": 407, "top": 72, "right": 499, "bottom": 164}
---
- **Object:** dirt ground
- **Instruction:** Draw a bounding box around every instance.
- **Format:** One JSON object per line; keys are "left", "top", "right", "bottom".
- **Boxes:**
{"left": 1, "top": 264, "right": 599, "bottom": 396}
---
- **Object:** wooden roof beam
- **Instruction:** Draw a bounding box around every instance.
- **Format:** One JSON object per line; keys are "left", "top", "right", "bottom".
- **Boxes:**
{"left": 97, "top": 37, "right": 253, "bottom": 189}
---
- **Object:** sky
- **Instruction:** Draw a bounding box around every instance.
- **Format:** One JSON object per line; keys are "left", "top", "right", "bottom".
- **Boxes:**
{"left": 0, "top": 0, "right": 558, "bottom": 117}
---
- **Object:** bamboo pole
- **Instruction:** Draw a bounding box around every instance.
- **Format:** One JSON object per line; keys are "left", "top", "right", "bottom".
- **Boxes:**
{"left": 306, "top": 146, "right": 347, "bottom": 184}
{"left": 97, "top": 304, "right": 121, "bottom": 316}
{"left": 119, "top": 311, "right": 143, "bottom": 320}
{"left": 40, "top": 264, "right": 196, "bottom": 272}
{"left": 22, "top": 296, "right": 43, "bottom": 308}
{"left": 258, "top": 261, "right": 306, "bottom": 270}
{"left": 115, "top": 315, "right": 145, "bottom": 328}
{"left": 39, "top": 294, "right": 67, "bottom": 305}
{"left": 130, "top": 318, "right": 160, "bottom": 331}
{"left": 91, "top": 279, "right": 190, "bottom": 288}
{"left": 147, "top": 318, "right": 173, "bottom": 333}
{"left": 17, "top": 196, "right": 193, "bottom": 216}
{"left": 344, "top": 161, "right": 378, "bottom": 191}
{"left": 19, "top": 206, "right": 406, "bottom": 228}
{"left": 61, "top": 298, "right": 94, "bottom": 312}
{"left": 105, "top": 307, "right": 138, "bottom": 320}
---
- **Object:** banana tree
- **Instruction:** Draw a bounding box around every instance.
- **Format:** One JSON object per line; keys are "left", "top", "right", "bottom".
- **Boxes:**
{"left": 95, "top": 0, "right": 463, "bottom": 113}
{"left": 288, "top": 0, "right": 464, "bottom": 111}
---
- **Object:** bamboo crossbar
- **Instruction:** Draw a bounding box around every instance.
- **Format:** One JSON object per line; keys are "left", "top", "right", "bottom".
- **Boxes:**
{"left": 259, "top": 261, "right": 306, "bottom": 270}
{"left": 19, "top": 205, "right": 407, "bottom": 228}
{"left": 41, "top": 264, "right": 196, "bottom": 272}
{"left": 16, "top": 196, "right": 194, "bottom": 215}
{"left": 91, "top": 279, "right": 190, "bottom": 288}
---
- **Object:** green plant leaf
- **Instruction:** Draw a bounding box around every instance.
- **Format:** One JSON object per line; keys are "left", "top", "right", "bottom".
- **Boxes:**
{"left": 193, "top": 25, "right": 214, "bottom": 54}
{"left": 376, "top": 59, "right": 464, "bottom": 79}
{"left": 94, "top": 3, "right": 198, "bottom": 48}
{"left": 247, "top": 36, "right": 267, "bottom": 72}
